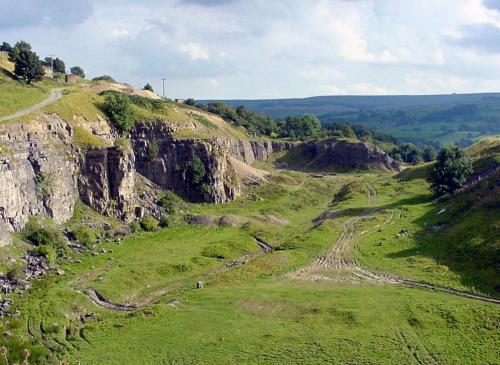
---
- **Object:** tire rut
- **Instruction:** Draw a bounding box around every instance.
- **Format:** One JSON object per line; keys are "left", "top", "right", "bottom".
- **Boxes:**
{"left": 289, "top": 209, "right": 500, "bottom": 305}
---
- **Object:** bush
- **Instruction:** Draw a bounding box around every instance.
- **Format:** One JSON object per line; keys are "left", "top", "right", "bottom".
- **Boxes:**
{"left": 142, "top": 83, "right": 154, "bottom": 92}
{"left": 71, "top": 226, "right": 97, "bottom": 247}
{"left": 33, "top": 245, "right": 57, "bottom": 265}
{"left": 140, "top": 217, "right": 159, "bottom": 232}
{"left": 187, "top": 155, "right": 206, "bottom": 185}
{"left": 22, "top": 217, "right": 66, "bottom": 257}
{"left": 158, "top": 190, "right": 181, "bottom": 215}
{"left": 129, "top": 221, "right": 142, "bottom": 233}
{"left": 429, "top": 145, "right": 473, "bottom": 195}
{"left": 92, "top": 75, "right": 115, "bottom": 82}
{"left": 103, "top": 92, "right": 135, "bottom": 132}
{"left": 148, "top": 139, "right": 159, "bottom": 160}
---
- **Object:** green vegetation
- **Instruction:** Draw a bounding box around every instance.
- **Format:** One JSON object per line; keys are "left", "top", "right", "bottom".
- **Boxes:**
{"left": 430, "top": 145, "right": 473, "bottom": 195}
{"left": 0, "top": 151, "right": 498, "bottom": 363}
{"left": 71, "top": 226, "right": 97, "bottom": 247}
{"left": 140, "top": 216, "right": 160, "bottom": 232}
{"left": 92, "top": 75, "right": 116, "bottom": 82}
{"left": 102, "top": 92, "right": 135, "bottom": 132}
{"left": 70, "top": 65, "right": 85, "bottom": 78}
{"left": 188, "top": 155, "right": 206, "bottom": 185}
{"left": 142, "top": 83, "right": 153, "bottom": 92}
{"left": 21, "top": 216, "right": 66, "bottom": 257}
{"left": 219, "top": 94, "right": 500, "bottom": 146}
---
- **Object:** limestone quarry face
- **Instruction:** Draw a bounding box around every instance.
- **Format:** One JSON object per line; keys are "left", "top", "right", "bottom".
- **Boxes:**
{"left": 0, "top": 112, "right": 395, "bottom": 246}
{"left": 0, "top": 115, "right": 79, "bottom": 243}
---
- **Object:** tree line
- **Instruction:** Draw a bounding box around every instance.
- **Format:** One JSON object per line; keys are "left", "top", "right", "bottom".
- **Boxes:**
{"left": 1, "top": 40, "right": 85, "bottom": 83}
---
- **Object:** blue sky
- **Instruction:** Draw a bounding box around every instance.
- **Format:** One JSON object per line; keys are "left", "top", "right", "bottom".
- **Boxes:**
{"left": 1, "top": 0, "right": 500, "bottom": 99}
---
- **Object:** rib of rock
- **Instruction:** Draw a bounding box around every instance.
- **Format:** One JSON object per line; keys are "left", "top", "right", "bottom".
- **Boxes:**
{"left": 0, "top": 114, "right": 79, "bottom": 243}
{"left": 280, "top": 139, "right": 400, "bottom": 171}
{"left": 78, "top": 146, "right": 136, "bottom": 220}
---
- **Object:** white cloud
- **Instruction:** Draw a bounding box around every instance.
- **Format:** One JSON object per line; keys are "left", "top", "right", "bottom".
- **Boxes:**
{"left": 3, "top": 0, "right": 500, "bottom": 98}
{"left": 179, "top": 42, "right": 210, "bottom": 60}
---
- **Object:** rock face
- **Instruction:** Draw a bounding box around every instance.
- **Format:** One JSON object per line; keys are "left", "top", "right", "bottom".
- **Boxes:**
{"left": 0, "top": 113, "right": 293, "bottom": 244}
{"left": 0, "top": 115, "right": 79, "bottom": 242}
{"left": 280, "top": 139, "right": 400, "bottom": 171}
{"left": 78, "top": 146, "right": 136, "bottom": 220}
{"left": 131, "top": 122, "right": 239, "bottom": 203}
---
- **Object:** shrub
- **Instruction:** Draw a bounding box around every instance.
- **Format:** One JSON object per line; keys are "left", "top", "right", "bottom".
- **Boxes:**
{"left": 143, "top": 83, "right": 154, "bottom": 92}
{"left": 129, "top": 221, "right": 142, "bottom": 233}
{"left": 158, "top": 190, "right": 181, "bottom": 215}
{"left": 71, "top": 226, "right": 97, "bottom": 247}
{"left": 140, "top": 217, "right": 160, "bottom": 232}
{"left": 33, "top": 245, "right": 57, "bottom": 265}
{"left": 429, "top": 145, "right": 473, "bottom": 195}
{"left": 103, "top": 92, "right": 135, "bottom": 132}
{"left": 187, "top": 155, "right": 206, "bottom": 185}
{"left": 92, "top": 75, "right": 116, "bottom": 82}
{"left": 22, "top": 217, "right": 66, "bottom": 256}
{"left": 148, "top": 138, "right": 159, "bottom": 160}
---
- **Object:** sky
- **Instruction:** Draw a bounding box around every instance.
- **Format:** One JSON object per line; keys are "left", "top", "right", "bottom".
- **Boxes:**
{"left": 1, "top": 0, "right": 500, "bottom": 99}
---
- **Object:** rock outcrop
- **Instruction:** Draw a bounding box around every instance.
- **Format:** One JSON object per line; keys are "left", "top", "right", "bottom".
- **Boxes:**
{"left": 131, "top": 122, "right": 240, "bottom": 203}
{"left": 78, "top": 146, "right": 136, "bottom": 220}
{"left": 0, "top": 115, "right": 79, "bottom": 243}
{"left": 279, "top": 139, "right": 400, "bottom": 172}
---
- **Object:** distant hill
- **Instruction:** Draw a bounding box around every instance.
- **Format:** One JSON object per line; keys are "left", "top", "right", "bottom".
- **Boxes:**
{"left": 203, "top": 93, "right": 500, "bottom": 147}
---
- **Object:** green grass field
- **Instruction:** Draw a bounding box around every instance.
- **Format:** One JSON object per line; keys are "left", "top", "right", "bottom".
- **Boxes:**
{"left": 0, "top": 162, "right": 498, "bottom": 364}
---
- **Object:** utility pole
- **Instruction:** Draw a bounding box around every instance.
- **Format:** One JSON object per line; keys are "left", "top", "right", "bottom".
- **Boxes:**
{"left": 162, "top": 77, "right": 167, "bottom": 99}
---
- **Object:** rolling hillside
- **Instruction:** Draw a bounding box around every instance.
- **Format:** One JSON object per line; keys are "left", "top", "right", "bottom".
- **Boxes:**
{"left": 207, "top": 93, "right": 500, "bottom": 146}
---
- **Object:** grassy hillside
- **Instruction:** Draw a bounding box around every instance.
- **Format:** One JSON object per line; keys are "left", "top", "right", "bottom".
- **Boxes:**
{"left": 0, "top": 138, "right": 498, "bottom": 363}
{"left": 212, "top": 93, "right": 500, "bottom": 146}
{"left": 0, "top": 52, "right": 56, "bottom": 117}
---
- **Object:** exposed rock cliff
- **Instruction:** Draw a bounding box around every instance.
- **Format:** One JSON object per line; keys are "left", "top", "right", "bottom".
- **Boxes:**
{"left": 0, "top": 115, "right": 79, "bottom": 243}
{"left": 78, "top": 146, "right": 136, "bottom": 220}
{"left": 279, "top": 139, "right": 400, "bottom": 172}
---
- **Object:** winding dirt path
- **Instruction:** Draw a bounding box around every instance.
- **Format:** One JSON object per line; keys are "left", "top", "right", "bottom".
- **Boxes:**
{"left": 0, "top": 88, "right": 63, "bottom": 122}
{"left": 289, "top": 209, "right": 500, "bottom": 305}
{"left": 80, "top": 237, "right": 275, "bottom": 311}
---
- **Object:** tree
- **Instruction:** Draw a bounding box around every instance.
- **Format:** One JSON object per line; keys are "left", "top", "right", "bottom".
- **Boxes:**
{"left": 143, "top": 83, "right": 154, "bottom": 92}
{"left": 103, "top": 92, "right": 134, "bottom": 132}
{"left": 185, "top": 98, "right": 196, "bottom": 106}
{"left": 429, "top": 145, "right": 473, "bottom": 195}
{"left": 70, "top": 66, "right": 85, "bottom": 78}
{"left": 422, "top": 147, "right": 437, "bottom": 162}
{"left": 14, "top": 49, "right": 45, "bottom": 84}
{"left": 53, "top": 57, "right": 65, "bottom": 73}
{"left": 8, "top": 41, "right": 31, "bottom": 63}
{"left": 0, "top": 42, "right": 12, "bottom": 52}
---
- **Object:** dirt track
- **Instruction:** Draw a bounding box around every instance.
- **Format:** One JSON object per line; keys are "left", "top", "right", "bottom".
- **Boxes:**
{"left": 289, "top": 209, "right": 500, "bottom": 305}
{"left": 0, "top": 88, "right": 63, "bottom": 122}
